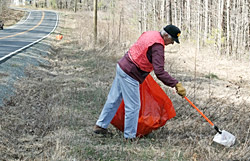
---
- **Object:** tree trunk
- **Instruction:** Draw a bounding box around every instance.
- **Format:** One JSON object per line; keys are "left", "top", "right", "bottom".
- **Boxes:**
{"left": 226, "top": 0, "right": 231, "bottom": 56}
{"left": 0, "top": 0, "right": 2, "bottom": 15}
{"left": 194, "top": 0, "right": 201, "bottom": 101}
{"left": 233, "top": 0, "right": 239, "bottom": 58}
{"left": 143, "top": 0, "right": 147, "bottom": 31}
{"left": 217, "top": 0, "right": 224, "bottom": 55}
{"left": 186, "top": 0, "right": 191, "bottom": 39}
{"left": 109, "top": 0, "right": 115, "bottom": 42}
{"left": 242, "top": 0, "right": 249, "bottom": 53}
{"left": 186, "top": 0, "right": 191, "bottom": 40}
{"left": 246, "top": 0, "right": 250, "bottom": 52}
{"left": 174, "top": 0, "right": 177, "bottom": 25}
{"left": 179, "top": 0, "right": 182, "bottom": 28}
{"left": 167, "top": 0, "right": 172, "bottom": 24}
{"left": 197, "top": 0, "right": 200, "bottom": 52}
{"left": 138, "top": 0, "right": 142, "bottom": 33}
{"left": 153, "top": 0, "right": 156, "bottom": 30}
{"left": 33, "top": 0, "right": 36, "bottom": 7}
{"left": 118, "top": 8, "right": 124, "bottom": 43}
{"left": 161, "top": 0, "right": 165, "bottom": 25}
{"left": 93, "top": 0, "right": 97, "bottom": 45}
{"left": 204, "top": 0, "right": 208, "bottom": 43}
{"left": 74, "top": 0, "right": 77, "bottom": 12}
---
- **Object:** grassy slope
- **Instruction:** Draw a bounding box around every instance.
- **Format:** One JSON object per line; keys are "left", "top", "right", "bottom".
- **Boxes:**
{"left": 0, "top": 10, "right": 249, "bottom": 160}
{"left": 0, "top": 8, "right": 25, "bottom": 27}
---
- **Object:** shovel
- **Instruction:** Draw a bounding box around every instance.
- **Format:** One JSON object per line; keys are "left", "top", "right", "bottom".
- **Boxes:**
{"left": 184, "top": 96, "right": 236, "bottom": 147}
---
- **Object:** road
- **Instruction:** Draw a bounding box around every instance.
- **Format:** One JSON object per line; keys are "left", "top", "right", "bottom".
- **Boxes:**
{"left": 0, "top": 9, "right": 58, "bottom": 62}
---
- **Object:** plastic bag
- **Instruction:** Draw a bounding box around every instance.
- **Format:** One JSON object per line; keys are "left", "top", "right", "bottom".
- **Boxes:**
{"left": 213, "top": 130, "right": 236, "bottom": 147}
{"left": 111, "top": 74, "right": 176, "bottom": 137}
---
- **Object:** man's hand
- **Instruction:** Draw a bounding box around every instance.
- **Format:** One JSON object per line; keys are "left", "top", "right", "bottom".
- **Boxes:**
{"left": 175, "top": 83, "right": 186, "bottom": 97}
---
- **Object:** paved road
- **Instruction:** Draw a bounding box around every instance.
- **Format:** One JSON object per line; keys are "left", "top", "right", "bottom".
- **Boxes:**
{"left": 0, "top": 9, "right": 58, "bottom": 62}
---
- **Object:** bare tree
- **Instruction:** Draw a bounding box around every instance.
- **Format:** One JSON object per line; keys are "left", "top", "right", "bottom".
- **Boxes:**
{"left": 194, "top": 0, "right": 201, "bottom": 101}
{"left": 217, "top": 0, "right": 224, "bottom": 55}
{"left": 174, "top": 0, "right": 177, "bottom": 25}
{"left": 153, "top": 0, "right": 156, "bottom": 29}
{"left": 0, "top": 0, "right": 2, "bottom": 15}
{"left": 186, "top": 0, "right": 191, "bottom": 38}
{"left": 93, "top": 0, "right": 97, "bottom": 45}
{"left": 167, "top": 0, "right": 172, "bottom": 24}
{"left": 138, "top": 0, "right": 143, "bottom": 33}
{"left": 226, "top": 0, "right": 231, "bottom": 56}
{"left": 204, "top": 0, "right": 209, "bottom": 43}
{"left": 160, "top": 0, "right": 165, "bottom": 25}
{"left": 143, "top": 0, "right": 147, "bottom": 31}
{"left": 74, "top": 0, "right": 77, "bottom": 12}
{"left": 118, "top": 7, "right": 124, "bottom": 43}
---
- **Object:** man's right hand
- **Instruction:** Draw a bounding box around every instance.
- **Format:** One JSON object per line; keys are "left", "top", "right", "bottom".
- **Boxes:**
{"left": 175, "top": 83, "right": 186, "bottom": 97}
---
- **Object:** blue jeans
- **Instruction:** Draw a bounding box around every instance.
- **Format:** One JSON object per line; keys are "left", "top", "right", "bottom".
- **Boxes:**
{"left": 96, "top": 64, "right": 140, "bottom": 138}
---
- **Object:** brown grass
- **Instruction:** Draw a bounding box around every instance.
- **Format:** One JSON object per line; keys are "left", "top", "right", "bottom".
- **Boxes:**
{"left": 0, "top": 8, "right": 25, "bottom": 27}
{"left": 0, "top": 9, "right": 249, "bottom": 161}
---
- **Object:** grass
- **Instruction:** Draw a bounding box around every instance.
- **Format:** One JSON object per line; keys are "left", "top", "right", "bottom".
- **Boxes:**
{"left": 0, "top": 72, "right": 9, "bottom": 78}
{"left": 0, "top": 8, "right": 25, "bottom": 27}
{"left": 0, "top": 10, "right": 249, "bottom": 161}
{"left": 205, "top": 73, "right": 219, "bottom": 79}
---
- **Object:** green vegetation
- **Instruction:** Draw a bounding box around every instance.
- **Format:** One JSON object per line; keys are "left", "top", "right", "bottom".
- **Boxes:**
{"left": 205, "top": 73, "right": 219, "bottom": 79}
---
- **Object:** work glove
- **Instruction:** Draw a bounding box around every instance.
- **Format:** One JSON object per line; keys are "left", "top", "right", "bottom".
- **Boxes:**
{"left": 175, "top": 83, "right": 186, "bottom": 97}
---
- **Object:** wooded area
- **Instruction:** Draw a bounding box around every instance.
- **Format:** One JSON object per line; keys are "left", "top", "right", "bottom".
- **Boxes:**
{"left": 3, "top": 0, "right": 250, "bottom": 58}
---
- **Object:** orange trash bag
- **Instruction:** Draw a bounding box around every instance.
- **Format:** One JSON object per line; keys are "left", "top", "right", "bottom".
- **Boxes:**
{"left": 111, "top": 74, "right": 176, "bottom": 137}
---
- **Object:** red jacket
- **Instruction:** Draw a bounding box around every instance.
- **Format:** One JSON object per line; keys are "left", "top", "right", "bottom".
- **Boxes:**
{"left": 128, "top": 31, "right": 165, "bottom": 72}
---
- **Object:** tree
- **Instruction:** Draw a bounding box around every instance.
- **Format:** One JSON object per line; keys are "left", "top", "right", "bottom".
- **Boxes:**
{"left": 93, "top": 0, "right": 97, "bottom": 45}
{"left": 226, "top": 0, "right": 231, "bottom": 56}
{"left": 167, "top": 0, "right": 172, "bottom": 25}
{"left": 0, "top": 0, "right": 2, "bottom": 15}
{"left": 74, "top": 0, "right": 77, "bottom": 12}
{"left": 160, "top": 0, "right": 165, "bottom": 25}
{"left": 204, "top": 0, "right": 209, "bottom": 43}
{"left": 186, "top": 0, "right": 191, "bottom": 38}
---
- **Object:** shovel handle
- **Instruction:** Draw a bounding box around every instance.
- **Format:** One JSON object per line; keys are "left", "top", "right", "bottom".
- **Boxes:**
{"left": 184, "top": 96, "right": 214, "bottom": 127}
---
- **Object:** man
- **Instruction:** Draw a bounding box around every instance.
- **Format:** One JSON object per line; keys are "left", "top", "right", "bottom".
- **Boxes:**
{"left": 93, "top": 25, "right": 186, "bottom": 139}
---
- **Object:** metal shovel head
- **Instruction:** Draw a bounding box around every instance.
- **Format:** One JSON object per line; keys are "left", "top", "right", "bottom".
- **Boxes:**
{"left": 213, "top": 130, "right": 236, "bottom": 147}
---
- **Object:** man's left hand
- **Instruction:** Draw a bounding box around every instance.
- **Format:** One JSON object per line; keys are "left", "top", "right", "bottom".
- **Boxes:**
{"left": 175, "top": 83, "right": 186, "bottom": 97}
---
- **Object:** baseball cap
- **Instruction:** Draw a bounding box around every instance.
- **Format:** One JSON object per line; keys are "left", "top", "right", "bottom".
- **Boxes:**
{"left": 163, "top": 25, "right": 181, "bottom": 43}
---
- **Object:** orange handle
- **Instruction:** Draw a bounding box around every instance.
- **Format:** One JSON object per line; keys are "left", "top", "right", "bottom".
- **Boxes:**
{"left": 184, "top": 96, "right": 214, "bottom": 127}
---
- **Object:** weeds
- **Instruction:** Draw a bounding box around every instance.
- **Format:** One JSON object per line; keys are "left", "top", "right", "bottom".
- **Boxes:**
{"left": 205, "top": 73, "right": 219, "bottom": 79}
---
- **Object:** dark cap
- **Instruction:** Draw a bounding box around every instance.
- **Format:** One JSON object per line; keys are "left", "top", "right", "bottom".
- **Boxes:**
{"left": 164, "top": 25, "right": 181, "bottom": 43}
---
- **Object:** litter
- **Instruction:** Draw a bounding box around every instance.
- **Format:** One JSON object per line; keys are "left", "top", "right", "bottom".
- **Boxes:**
{"left": 185, "top": 97, "right": 236, "bottom": 147}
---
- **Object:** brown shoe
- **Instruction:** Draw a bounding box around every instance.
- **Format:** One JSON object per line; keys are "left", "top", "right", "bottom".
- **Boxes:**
{"left": 93, "top": 125, "right": 108, "bottom": 135}
{"left": 124, "top": 138, "right": 137, "bottom": 143}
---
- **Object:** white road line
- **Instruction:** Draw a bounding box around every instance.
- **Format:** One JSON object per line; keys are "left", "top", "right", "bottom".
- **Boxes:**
{"left": 17, "top": 11, "right": 31, "bottom": 25}
{"left": 0, "top": 10, "right": 58, "bottom": 62}
{"left": 7, "top": 8, "right": 31, "bottom": 29}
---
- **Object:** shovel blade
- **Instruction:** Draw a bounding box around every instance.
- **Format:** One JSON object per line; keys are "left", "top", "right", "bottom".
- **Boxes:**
{"left": 213, "top": 130, "right": 236, "bottom": 147}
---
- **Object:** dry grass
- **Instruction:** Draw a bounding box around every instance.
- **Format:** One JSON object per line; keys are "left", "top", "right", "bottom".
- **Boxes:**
{"left": 0, "top": 10, "right": 249, "bottom": 161}
{"left": 0, "top": 8, "right": 25, "bottom": 27}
